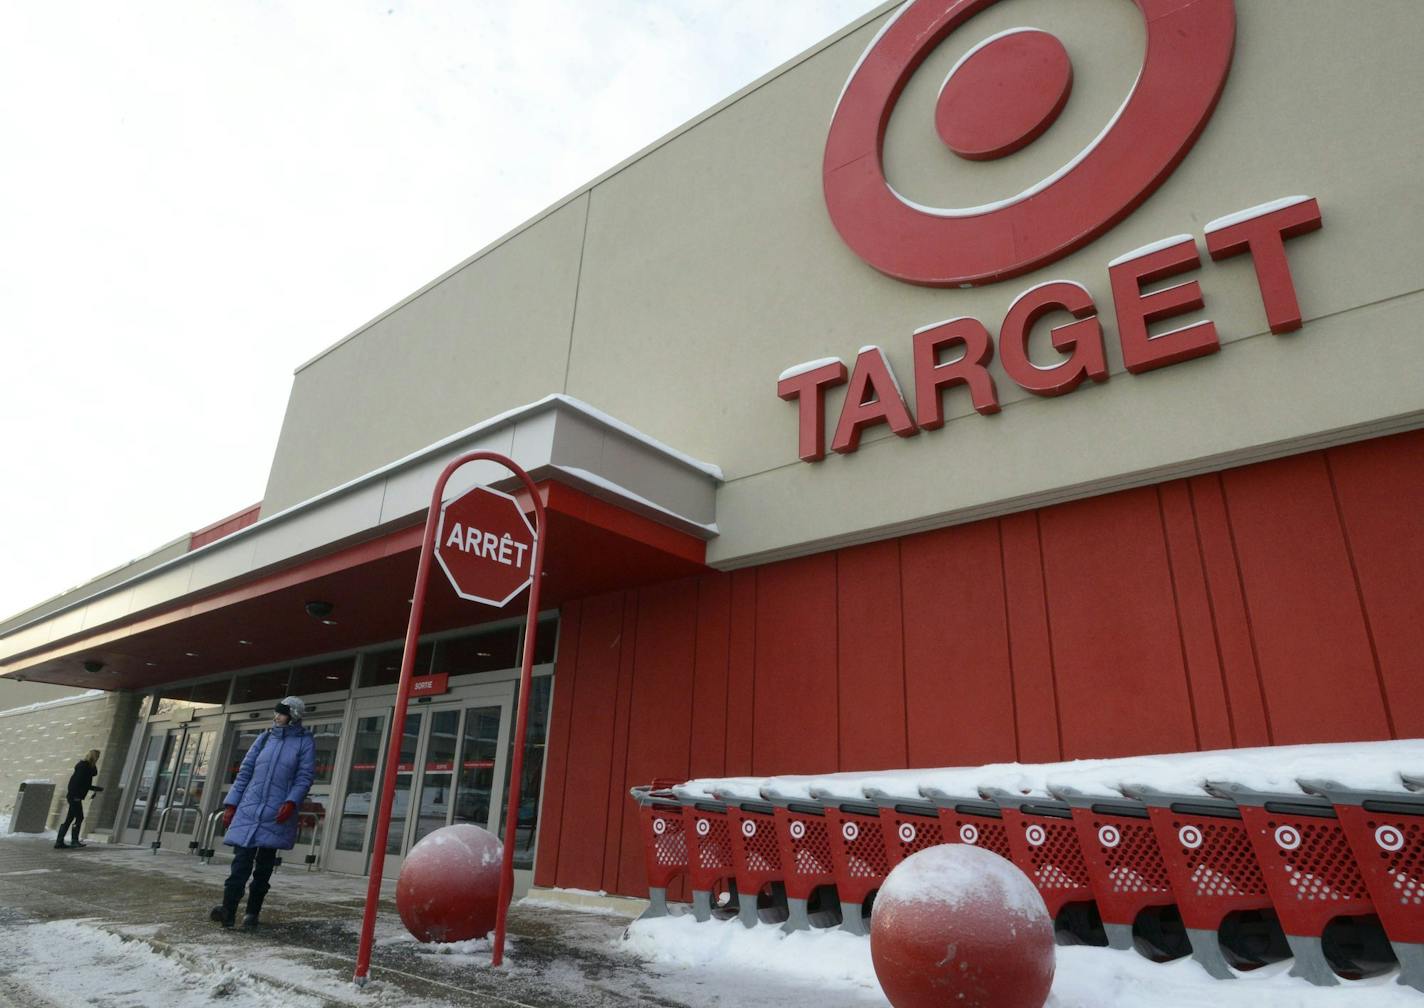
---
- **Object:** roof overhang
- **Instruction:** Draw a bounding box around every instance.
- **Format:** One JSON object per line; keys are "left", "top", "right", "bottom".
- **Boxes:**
{"left": 1, "top": 395, "right": 720, "bottom": 690}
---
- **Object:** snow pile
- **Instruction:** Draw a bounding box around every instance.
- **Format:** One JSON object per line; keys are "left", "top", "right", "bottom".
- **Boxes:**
{"left": 623, "top": 914, "right": 879, "bottom": 993}
{"left": 0, "top": 920, "right": 325, "bottom": 1008}
{"left": 622, "top": 916, "right": 1423, "bottom": 1007}
{"left": 678, "top": 738, "right": 1424, "bottom": 804}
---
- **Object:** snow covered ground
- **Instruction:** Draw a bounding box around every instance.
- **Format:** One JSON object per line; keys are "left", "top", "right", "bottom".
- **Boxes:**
{"left": 622, "top": 914, "right": 1423, "bottom": 1007}
{"left": 0, "top": 919, "right": 327, "bottom": 1008}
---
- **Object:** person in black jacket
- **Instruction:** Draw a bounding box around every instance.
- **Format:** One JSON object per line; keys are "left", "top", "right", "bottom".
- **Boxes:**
{"left": 55, "top": 749, "right": 101, "bottom": 849}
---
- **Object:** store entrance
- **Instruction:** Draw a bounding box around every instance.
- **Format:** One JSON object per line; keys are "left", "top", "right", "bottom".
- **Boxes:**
{"left": 326, "top": 685, "right": 512, "bottom": 876}
{"left": 124, "top": 722, "right": 219, "bottom": 851}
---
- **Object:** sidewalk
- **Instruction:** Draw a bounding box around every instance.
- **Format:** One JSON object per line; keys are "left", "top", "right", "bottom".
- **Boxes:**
{"left": 0, "top": 831, "right": 684, "bottom": 1008}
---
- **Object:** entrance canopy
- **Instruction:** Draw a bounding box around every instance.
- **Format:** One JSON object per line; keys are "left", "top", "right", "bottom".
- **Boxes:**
{"left": 0, "top": 396, "right": 719, "bottom": 691}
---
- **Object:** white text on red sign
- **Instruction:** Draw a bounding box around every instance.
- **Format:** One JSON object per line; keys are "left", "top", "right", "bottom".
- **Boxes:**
{"left": 444, "top": 524, "right": 531, "bottom": 569}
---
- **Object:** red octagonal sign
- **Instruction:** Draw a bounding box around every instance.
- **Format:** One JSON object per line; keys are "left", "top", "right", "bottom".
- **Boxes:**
{"left": 434, "top": 485, "right": 537, "bottom": 608}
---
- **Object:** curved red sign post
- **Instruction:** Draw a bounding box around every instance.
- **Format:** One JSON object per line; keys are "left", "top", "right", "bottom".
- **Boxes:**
{"left": 353, "top": 451, "right": 548, "bottom": 983}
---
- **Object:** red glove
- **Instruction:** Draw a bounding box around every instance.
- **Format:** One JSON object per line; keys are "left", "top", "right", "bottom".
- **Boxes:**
{"left": 274, "top": 801, "right": 296, "bottom": 824}
{"left": 222, "top": 805, "right": 236, "bottom": 828}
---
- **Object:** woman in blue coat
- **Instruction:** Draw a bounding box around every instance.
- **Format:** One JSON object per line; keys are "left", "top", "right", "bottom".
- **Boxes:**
{"left": 209, "top": 696, "right": 316, "bottom": 929}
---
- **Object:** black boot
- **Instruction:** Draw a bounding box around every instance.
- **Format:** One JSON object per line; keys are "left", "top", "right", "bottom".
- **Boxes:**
{"left": 241, "top": 890, "right": 265, "bottom": 930}
{"left": 53, "top": 839, "right": 68, "bottom": 849}
{"left": 208, "top": 896, "right": 238, "bottom": 928}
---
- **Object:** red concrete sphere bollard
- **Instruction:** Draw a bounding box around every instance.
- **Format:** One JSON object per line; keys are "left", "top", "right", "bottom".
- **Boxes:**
{"left": 396, "top": 823, "right": 509, "bottom": 943}
{"left": 870, "top": 844, "right": 1055, "bottom": 1008}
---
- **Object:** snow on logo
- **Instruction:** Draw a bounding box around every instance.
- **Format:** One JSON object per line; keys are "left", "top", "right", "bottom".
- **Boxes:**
{"left": 1097, "top": 825, "right": 1121, "bottom": 849}
{"left": 789, "top": 820, "right": 807, "bottom": 841}
{"left": 842, "top": 821, "right": 860, "bottom": 842}
{"left": 898, "top": 822, "right": 917, "bottom": 844}
{"left": 652, "top": 817, "right": 667, "bottom": 836}
{"left": 1376, "top": 825, "right": 1406, "bottom": 853}
{"left": 696, "top": 818, "right": 711, "bottom": 838}
{"left": 742, "top": 820, "right": 757, "bottom": 839}
{"left": 1274, "top": 825, "right": 1302, "bottom": 851}
{"left": 1025, "top": 824, "right": 1047, "bottom": 847}
{"left": 959, "top": 823, "right": 980, "bottom": 845}
{"left": 1178, "top": 825, "right": 1204, "bottom": 850}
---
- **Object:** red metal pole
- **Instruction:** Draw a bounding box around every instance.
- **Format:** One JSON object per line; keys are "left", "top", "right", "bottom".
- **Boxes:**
{"left": 491, "top": 471, "right": 546, "bottom": 967}
{"left": 352, "top": 451, "right": 546, "bottom": 985}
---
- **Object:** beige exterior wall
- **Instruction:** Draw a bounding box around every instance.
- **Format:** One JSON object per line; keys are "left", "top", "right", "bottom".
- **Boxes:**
{"left": 256, "top": 1, "right": 1424, "bottom": 569}
{"left": 224, "top": 2, "right": 1424, "bottom": 565}
{"left": 0, "top": 691, "right": 141, "bottom": 835}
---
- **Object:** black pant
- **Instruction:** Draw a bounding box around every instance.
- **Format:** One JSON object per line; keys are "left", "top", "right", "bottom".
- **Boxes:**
{"left": 57, "top": 799, "right": 84, "bottom": 841}
{"left": 223, "top": 845, "right": 277, "bottom": 914}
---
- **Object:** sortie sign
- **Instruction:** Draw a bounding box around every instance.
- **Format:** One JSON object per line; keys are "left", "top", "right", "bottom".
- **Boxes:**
{"left": 434, "top": 485, "right": 537, "bottom": 607}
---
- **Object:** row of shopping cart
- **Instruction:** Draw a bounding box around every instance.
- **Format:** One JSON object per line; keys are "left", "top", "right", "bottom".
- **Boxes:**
{"left": 631, "top": 769, "right": 1424, "bottom": 990}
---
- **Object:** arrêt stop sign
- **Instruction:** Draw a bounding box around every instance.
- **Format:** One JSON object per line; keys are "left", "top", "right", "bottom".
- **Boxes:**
{"left": 434, "top": 485, "right": 537, "bottom": 607}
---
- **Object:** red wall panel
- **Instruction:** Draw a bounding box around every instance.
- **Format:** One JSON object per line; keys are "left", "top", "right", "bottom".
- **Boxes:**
{"left": 617, "top": 581, "right": 699, "bottom": 895}
{"left": 1327, "top": 430, "right": 1424, "bottom": 737}
{"left": 538, "top": 431, "right": 1422, "bottom": 897}
{"left": 1188, "top": 474, "right": 1273, "bottom": 746}
{"left": 725, "top": 569, "right": 758, "bottom": 776}
{"left": 999, "top": 513, "right": 1061, "bottom": 762}
{"left": 900, "top": 522, "right": 1015, "bottom": 768}
{"left": 752, "top": 554, "right": 839, "bottom": 775}
{"left": 1039, "top": 488, "right": 1198, "bottom": 759}
{"left": 551, "top": 592, "right": 625, "bottom": 891}
{"left": 1157, "top": 482, "right": 1235, "bottom": 749}
{"left": 689, "top": 572, "right": 732, "bottom": 778}
{"left": 1221, "top": 455, "right": 1390, "bottom": 744}
{"left": 836, "top": 541, "right": 907, "bottom": 771}
{"left": 533, "top": 599, "right": 581, "bottom": 888}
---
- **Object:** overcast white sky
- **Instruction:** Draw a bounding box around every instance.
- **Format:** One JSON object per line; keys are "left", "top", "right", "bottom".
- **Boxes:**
{"left": 0, "top": 0, "right": 883, "bottom": 622}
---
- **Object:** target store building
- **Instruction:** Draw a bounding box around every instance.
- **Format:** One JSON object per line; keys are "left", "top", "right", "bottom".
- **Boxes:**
{"left": 2, "top": 0, "right": 1421, "bottom": 902}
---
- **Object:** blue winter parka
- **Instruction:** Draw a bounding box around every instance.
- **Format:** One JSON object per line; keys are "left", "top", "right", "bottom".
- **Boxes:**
{"left": 224, "top": 723, "right": 317, "bottom": 850}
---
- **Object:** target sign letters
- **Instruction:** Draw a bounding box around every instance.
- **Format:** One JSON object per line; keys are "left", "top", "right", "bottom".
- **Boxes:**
{"left": 780, "top": 0, "right": 1325, "bottom": 464}
{"left": 434, "top": 485, "right": 537, "bottom": 608}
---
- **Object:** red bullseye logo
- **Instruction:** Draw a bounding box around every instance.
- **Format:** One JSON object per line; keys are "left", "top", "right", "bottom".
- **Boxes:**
{"left": 824, "top": 0, "right": 1236, "bottom": 287}
{"left": 1376, "top": 825, "right": 1405, "bottom": 853}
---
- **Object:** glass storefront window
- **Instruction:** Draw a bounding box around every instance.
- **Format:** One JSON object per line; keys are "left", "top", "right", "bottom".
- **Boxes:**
{"left": 531, "top": 618, "right": 558, "bottom": 665}
{"left": 190, "top": 679, "right": 230, "bottom": 706}
{"left": 498, "top": 675, "right": 553, "bottom": 869}
{"left": 453, "top": 706, "right": 501, "bottom": 830}
{"left": 126, "top": 735, "right": 168, "bottom": 830}
{"left": 412, "top": 709, "right": 461, "bottom": 846}
{"left": 362, "top": 644, "right": 432, "bottom": 689}
{"left": 289, "top": 655, "right": 356, "bottom": 696}
{"left": 232, "top": 667, "right": 291, "bottom": 704}
{"left": 176, "top": 731, "right": 216, "bottom": 834}
{"left": 297, "top": 721, "right": 342, "bottom": 849}
{"left": 434, "top": 628, "right": 517, "bottom": 678}
{"left": 337, "top": 716, "right": 387, "bottom": 852}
